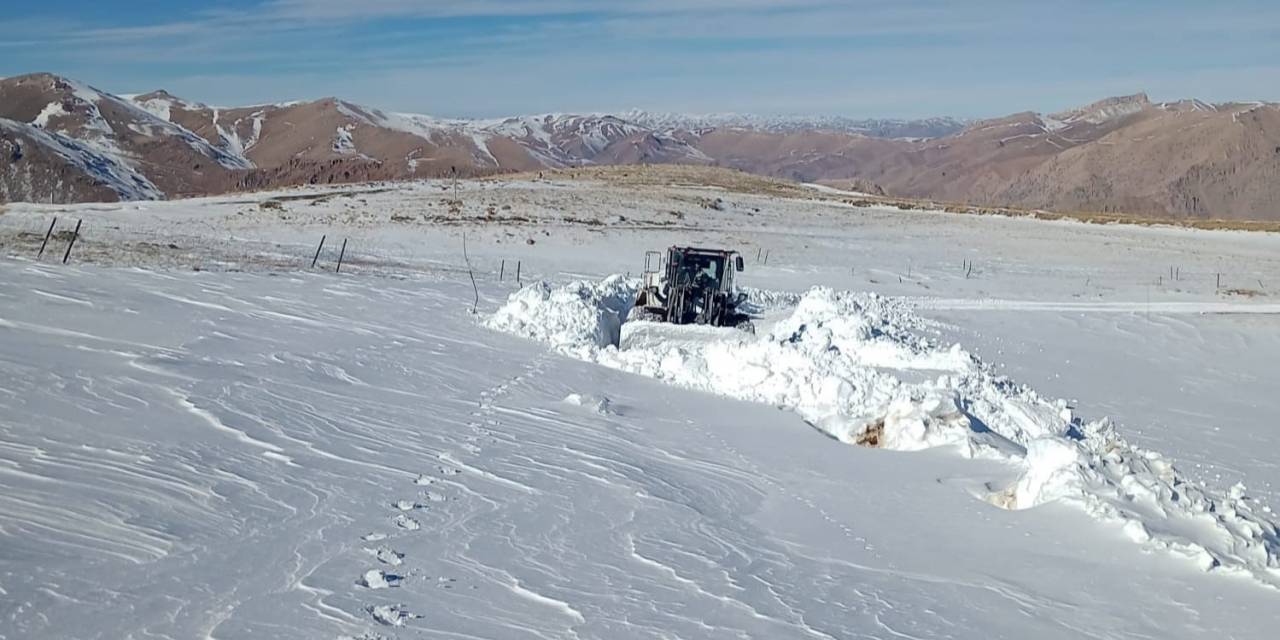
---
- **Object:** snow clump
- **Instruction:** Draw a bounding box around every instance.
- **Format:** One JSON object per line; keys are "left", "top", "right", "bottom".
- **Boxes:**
{"left": 486, "top": 275, "right": 637, "bottom": 351}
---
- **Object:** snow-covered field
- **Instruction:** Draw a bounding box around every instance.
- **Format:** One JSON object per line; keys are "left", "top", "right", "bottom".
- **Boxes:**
{"left": 2, "top": 176, "right": 1279, "bottom": 638}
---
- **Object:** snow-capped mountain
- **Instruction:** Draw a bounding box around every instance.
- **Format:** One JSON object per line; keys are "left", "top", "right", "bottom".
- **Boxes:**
{"left": 621, "top": 110, "right": 968, "bottom": 139}
{"left": 1048, "top": 93, "right": 1152, "bottom": 127}
{"left": 113, "top": 92, "right": 710, "bottom": 176}
{"left": 471, "top": 113, "right": 710, "bottom": 166}
{"left": 5, "top": 72, "right": 1280, "bottom": 220}
{"left": 0, "top": 73, "right": 251, "bottom": 202}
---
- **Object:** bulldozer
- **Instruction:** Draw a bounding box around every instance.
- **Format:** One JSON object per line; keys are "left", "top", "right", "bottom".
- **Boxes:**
{"left": 633, "top": 246, "right": 753, "bottom": 331}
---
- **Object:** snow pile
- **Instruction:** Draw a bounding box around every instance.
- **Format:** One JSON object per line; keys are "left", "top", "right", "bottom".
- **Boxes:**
{"left": 489, "top": 277, "right": 1280, "bottom": 587}
{"left": 563, "top": 392, "right": 615, "bottom": 415}
{"left": 737, "top": 285, "right": 802, "bottom": 314}
{"left": 360, "top": 569, "right": 400, "bottom": 589}
{"left": 366, "top": 604, "right": 416, "bottom": 626}
{"left": 485, "top": 276, "right": 637, "bottom": 352}
{"left": 1001, "top": 420, "right": 1280, "bottom": 579}
{"left": 604, "top": 289, "right": 974, "bottom": 451}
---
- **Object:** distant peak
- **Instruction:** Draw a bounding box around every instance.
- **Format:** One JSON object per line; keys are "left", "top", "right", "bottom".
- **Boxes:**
{"left": 1050, "top": 93, "right": 1152, "bottom": 125}
{"left": 619, "top": 110, "right": 967, "bottom": 139}
{"left": 134, "top": 89, "right": 182, "bottom": 102}
{"left": 1113, "top": 92, "right": 1150, "bottom": 104}
{"left": 1157, "top": 98, "right": 1219, "bottom": 113}
{"left": 6, "top": 71, "right": 68, "bottom": 83}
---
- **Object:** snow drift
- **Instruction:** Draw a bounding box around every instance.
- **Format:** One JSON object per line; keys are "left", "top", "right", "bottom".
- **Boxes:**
{"left": 486, "top": 275, "right": 637, "bottom": 351}
{"left": 488, "top": 278, "right": 1280, "bottom": 588}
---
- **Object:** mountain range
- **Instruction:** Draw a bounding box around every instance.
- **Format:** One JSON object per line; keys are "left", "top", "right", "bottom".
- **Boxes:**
{"left": 3, "top": 72, "right": 1279, "bottom": 220}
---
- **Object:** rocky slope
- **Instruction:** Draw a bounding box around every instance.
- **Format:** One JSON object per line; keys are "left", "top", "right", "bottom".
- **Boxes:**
{"left": 732, "top": 94, "right": 1280, "bottom": 220}
{"left": 4, "top": 73, "right": 1280, "bottom": 220}
{"left": 0, "top": 74, "right": 249, "bottom": 201}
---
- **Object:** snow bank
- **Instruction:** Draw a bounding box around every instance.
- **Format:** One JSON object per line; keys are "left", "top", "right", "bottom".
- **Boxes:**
{"left": 489, "top": 277, "right": 1280, "bottom": 588}
{"left": 486, "top": 276, "right": 637, "bottom": 352}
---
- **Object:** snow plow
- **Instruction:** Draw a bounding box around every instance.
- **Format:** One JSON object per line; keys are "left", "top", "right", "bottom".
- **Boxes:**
{"left": 633, "top": 246, "right": 753, "bottom": 331}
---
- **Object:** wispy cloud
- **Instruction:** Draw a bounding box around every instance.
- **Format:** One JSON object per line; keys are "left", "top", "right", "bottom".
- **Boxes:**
{"left": 257, "top": 0, "right": 843, "bottom": 20}
{"left": 4, "top": 0, "right": 1280, "bottom": 117}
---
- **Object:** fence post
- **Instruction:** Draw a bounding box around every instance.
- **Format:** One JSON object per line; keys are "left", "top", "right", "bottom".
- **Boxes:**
{"left": 500, "top": 259, "right": 505, "bottom": 282}
{"left": 463, "top": 234, "right": 478, "bottom": 314}
{"left": 311, "top": 235, "right": 326, "bottom": 268}
{"left": 37, "top": 217, "right": 57, "bottom": 259}
{"left": 335, "top": 238, "right": 348, "bottom": 273}
{"left": 516, "top": 261, "right": 522, "bottom": 286}
{"left": 62, "top": 219, "right": 82, "bottom": 265}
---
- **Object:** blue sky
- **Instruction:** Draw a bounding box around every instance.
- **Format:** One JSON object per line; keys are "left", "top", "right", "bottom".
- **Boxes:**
{"left": 4, "top": 1, "right": 1279, "bottom": 118}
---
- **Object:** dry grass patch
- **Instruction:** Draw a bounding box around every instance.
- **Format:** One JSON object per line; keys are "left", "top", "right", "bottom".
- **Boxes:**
{"left": 488, "top": 164, "right": 1280, "bottom": 233}
{"left": 493, "top": 165, "right": 815, "bottom": 199}
{"left": 836, "top": 194, "right": 1280, "bottom": 233}
{"left": 855, "top": 419, "right": 885, "bottom": 448}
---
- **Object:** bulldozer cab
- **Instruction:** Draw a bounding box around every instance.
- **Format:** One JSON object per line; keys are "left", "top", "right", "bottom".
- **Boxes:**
{"left": 645, "top": 248, "right": 743, "bottom": 292}
{"left": 672, "top": 251, "right": 728, "bottom": 290}
{"left": 636, "top": 246, "right": 751, "bottom": 330}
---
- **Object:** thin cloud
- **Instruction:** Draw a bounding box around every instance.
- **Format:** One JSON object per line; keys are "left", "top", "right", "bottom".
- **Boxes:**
{"left": 258, "top": 0, "right": 842, "bottom": 21}
{"left": 4, "top": 0, "right": 1279, "bottom": 118}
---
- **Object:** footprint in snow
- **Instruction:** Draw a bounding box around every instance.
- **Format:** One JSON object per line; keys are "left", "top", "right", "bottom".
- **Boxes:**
{"left": 364, "top": 546, "right": 404, "bottom": 566}
{"left": 367, "top": 604, "right": 418, "bottom": 627}
{"left": 421, "top": 491, "right": 447, "bottom": 503}
{"left": 359, "top": 569, "right": 403, "bottom": 589}
{"left": 460, "top": 443, "right": 482, "bottom": 454}
{"left": 394, "top": 514, "right": 421, "bottom": 531}
{"left": 437, "top": 466, "right": 461, "bottom": 476}
{"left": 392, "top": 500, "right": 421, "bottom": 511}
{"left": 414, "top": 474, "right": 435, "bottom": 486}
{"left": 361, "top": 532, "right": 388, "bottom": 542}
